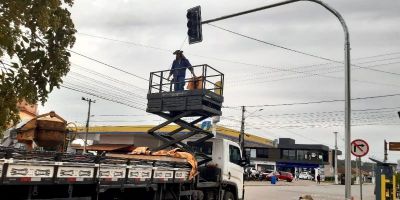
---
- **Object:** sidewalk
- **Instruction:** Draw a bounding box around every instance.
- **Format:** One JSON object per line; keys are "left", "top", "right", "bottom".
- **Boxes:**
{"left": 245, "top": 180, "right": 335, "bottom": 186}
{"left": 245, "top": 180, "right": 374, "bottom": 187}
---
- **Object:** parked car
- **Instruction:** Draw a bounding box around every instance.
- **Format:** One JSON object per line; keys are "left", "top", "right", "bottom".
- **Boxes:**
{"left": 299, "top": 172, "right": 314, "bottom": 180}
{"left": 278, "top": 171, "right": 294, "bottom": 182}
{"left": 262, "top": 171, "right": 280, "bottom": 181}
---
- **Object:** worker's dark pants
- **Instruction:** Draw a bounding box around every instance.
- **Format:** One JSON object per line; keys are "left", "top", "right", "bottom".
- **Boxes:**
{"left": 173, "top": 76, "right": 185, "bottom": 91}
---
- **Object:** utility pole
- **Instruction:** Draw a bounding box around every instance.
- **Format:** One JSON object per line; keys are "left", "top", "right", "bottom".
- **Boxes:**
{"left": 239, "top": 106, "right": 246, "bottom": 157}
{"left": 82, "top": 97, "right": 96, "bottom": 153}
{"left": 334, "top": 132, "right": 338, "bottom": 184}
{"left": 384, "top": 139, "right": 388, "bottom": 161}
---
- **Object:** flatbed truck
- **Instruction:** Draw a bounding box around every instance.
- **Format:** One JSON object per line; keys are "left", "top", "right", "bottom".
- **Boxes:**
{"left": 0, "top": 137, "right": 246, "bottom": 200}
{"left": 0, "top": 64, "right": 245, "bottom": 200}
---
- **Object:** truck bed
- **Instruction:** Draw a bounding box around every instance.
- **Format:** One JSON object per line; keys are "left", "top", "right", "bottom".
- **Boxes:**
{"left": 0, "top": 148, "right": 192, "bottom": 186}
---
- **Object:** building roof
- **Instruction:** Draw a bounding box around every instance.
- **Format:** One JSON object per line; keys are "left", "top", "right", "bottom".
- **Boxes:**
{"left": 278, "top": 138, "right": 330, "bottom": 151}
{"left": 76, "top": 125, "right": 273, "bottom": 147}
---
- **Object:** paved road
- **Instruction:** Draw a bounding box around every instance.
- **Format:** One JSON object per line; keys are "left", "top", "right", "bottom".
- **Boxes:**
{"left": 245, "top": 181, "right": 375, "bottom": 200}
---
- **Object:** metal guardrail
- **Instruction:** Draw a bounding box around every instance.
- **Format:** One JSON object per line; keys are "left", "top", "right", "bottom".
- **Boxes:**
{"left": 148, "top": 64, "right": 224, "bottom": 95}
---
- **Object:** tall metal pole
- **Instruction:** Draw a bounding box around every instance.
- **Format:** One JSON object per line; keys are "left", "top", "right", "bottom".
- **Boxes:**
{"left": 334, "top": 132, "right": 338, "bottom": 184}
{"left": 202, "top": 1, "right": 351, "bottom": 198}
{"left": 82, "top": 97, "right": 95, "bottom": 153}
{"left": 239, "top": 106, "right": 246, "bottom": 157}
{"left": 343, "top": 25, "right": 352, "bottom": 200}
{"left": 384, "top": 139, "right": 388, "bottom": 161}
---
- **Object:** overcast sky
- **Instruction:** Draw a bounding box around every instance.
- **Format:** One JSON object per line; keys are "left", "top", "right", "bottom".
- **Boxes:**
{"left": 40, "top": 0, "right": 400, "bottom": 162}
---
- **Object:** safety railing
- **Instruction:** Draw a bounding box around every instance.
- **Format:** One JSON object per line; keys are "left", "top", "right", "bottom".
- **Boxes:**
{"left": 148, "top": 64, "right": 224, "bottom": 96}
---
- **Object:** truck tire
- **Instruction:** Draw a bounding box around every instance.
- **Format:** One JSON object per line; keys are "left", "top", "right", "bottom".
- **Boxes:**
{"left": 223, "top": 191, "right": 235, "bottom": 200}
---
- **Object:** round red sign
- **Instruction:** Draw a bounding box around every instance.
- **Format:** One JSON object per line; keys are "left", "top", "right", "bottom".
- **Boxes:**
{"left": 351, "top": 139, "right": 369, "bottom": 157}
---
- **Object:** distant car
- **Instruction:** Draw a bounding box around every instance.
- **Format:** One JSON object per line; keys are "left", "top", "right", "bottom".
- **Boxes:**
{"left": 278, "top": 171, "right": 293, "bottom": 182}
{"left": 262, "top": 171, "right": 280, "bottom": 181}
{"left": 299, "top": 172, "right": 313, "bottom": 180}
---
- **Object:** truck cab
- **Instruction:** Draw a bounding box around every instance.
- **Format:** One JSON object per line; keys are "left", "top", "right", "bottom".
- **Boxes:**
{"left": 189, "top": 137, "right": 246, "bottom": 200}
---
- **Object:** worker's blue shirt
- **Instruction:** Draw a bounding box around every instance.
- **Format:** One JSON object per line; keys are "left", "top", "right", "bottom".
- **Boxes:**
{"left": 171, "top": 58, "right": 192, "bottom": 77}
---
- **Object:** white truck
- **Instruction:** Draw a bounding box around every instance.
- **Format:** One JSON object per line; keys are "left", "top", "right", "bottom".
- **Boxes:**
{"left": 0, "top": 137, "right": 246, "bottom": 200}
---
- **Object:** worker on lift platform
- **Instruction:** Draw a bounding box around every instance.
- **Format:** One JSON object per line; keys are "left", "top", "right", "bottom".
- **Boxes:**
{"left": 167, "top": 50, "right": 195, "bottom": 91}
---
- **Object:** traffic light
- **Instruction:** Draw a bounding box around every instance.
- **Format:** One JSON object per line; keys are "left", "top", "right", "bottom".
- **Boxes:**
{"left": 187, "top": 6, "right": 202, "bottom": 44}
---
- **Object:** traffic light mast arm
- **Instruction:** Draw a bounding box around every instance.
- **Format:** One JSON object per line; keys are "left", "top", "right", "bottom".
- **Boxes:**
{"left": 198, "top": 1, "right": 352, "bottom": 199}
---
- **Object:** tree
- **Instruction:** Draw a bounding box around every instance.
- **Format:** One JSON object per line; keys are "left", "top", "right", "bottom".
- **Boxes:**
{"left": 0, "top": 0, "right": 76, "bottom": 133}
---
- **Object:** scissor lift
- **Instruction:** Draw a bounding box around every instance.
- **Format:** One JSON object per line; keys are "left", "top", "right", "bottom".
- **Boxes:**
{"left": 146, "top": 64, "right": 224, "bottom": 165}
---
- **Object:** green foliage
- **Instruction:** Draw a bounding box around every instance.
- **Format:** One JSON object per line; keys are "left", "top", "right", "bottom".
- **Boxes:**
{"left": 0, "top": 0, "right": 76, "bottom": 133}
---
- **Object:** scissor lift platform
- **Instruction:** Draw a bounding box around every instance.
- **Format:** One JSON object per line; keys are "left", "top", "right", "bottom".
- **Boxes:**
{"left": 147, "top": 89, "right": 223, "bottom": 116}
{"left": 146, "top": 64, "right": 224, "bottom": 165}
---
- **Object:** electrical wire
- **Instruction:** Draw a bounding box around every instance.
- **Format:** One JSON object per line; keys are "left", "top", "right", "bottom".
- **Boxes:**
{"left": 67, "top": 71, "right": 146, "bottom": 100}
{"left": 63, "top": 78, "right": 146, "bottom": 106}
{"left": 225, "top": 93, "right": 400, "bottom": 108}
{"left": 78, "top": 31, "right": 400, "bottom": 79}
{"left": 71, "top": 62, "right": 147, "bottom": 92}
{"left": 76, "top": 32, "right": 400, "bottom": 89}
{"left": 68, "top": 49, "right": 148, "bottom": 81}
{"left": 227, "top": 58, "right": 400, "bottom": 86}
{"left": 247, "top": 106, "right": 400, "bottom": 118}
{"left": 61, "top": 83, "right": 146, "bottom": 111}
{"left": 77, "top": 32, "right": 171, "bottom": 53}
{"left": 208, "top": 23, "right": 400, "bottom": 77}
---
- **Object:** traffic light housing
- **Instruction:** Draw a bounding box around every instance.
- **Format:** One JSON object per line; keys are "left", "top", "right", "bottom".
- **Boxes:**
{"left": 187, "top": 6, "right": 202, "bottom": 44}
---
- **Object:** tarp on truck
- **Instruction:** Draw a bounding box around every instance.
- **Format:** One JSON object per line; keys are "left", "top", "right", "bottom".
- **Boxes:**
{"left": 108, "top": 147, "right": 198, "bottom": 180}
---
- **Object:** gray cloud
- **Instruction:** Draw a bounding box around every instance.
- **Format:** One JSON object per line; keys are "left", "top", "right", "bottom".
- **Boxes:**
{"left": 40, "top": 0, "right": 400, "bottom": 162}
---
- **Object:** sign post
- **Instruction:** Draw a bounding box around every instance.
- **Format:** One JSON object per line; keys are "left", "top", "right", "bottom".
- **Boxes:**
{"left": 351, "top": 139, "right": 369, "bottom": 200}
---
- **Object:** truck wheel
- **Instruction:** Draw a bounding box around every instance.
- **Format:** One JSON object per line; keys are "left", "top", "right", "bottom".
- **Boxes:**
{"left": 223, "top": 191, "right": 235, "bottom": 200}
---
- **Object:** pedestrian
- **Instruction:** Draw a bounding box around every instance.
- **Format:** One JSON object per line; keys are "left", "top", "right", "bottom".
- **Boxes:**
{"left": 168, "top": 50, "right": 195, "bottom": 91}
{"left": 317, "top": 174, "right": 321, "bottom": 184}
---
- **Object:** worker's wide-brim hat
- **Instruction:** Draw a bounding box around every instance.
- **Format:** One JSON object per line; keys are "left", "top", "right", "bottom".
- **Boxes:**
{"left": 173, "top": 50, "right": 183, "bottom": 55}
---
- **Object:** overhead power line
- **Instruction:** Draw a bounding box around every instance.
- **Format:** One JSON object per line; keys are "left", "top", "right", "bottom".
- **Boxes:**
{"left": 63, "top": 81, "right": 145, "bottom": 107}
{"left": 208, "top": 24, "right": 336, "bottom": 63}
{"left": 208, "top": 24, "right": 400, "bottom": 77}
{"left": 67, "top": 71, "right": 146, "bottom": 100}
{"left": 71, "top": 62, "right": 147, "bottom": 92}
{"left": 228, "top": 57, "right": 400, "bottom": 85}
{"left": 246, "top": 106, "right": 400, "bottom": 119}
{"left": 64, "top": 76, "right": 146, "bottom": 105}
{"left": 225, "top": 93, "right": 400, "bottom": 108}
{"left": 68, "top": 49, "right": 148, "bottom": 81}
{"left": 61, "top": 84, "right": 146, "bottom": 111}
{"left": 77, "top": 32, "right": 400, "bottom": 89}
{"left": 77, "top": 32, "right": 172, "bottom": 53}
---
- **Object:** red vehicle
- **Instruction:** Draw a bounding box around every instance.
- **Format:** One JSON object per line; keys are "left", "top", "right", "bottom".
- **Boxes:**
{"left": 261, "top": 171, "right": 279, "bottom": 181}
{"left": 277, "top": 171, "right": 294, "bottom": 182}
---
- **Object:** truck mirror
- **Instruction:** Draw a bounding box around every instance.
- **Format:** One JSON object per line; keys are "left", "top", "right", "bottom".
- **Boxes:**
{"left": 239, "top": 157, "right": 250, "bottom": 167}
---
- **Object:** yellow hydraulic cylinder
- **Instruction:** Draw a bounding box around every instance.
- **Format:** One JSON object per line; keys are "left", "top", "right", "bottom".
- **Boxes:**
{"left": 393, "top": 175, "right": 396, "bottom": 200}
{"left": 381, "top": 175, "right": 386, "bottom": 200}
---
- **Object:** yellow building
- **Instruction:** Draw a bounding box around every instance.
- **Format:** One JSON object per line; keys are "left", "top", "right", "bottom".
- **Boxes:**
{"left": 75, "top": 125, "right": 273, "bottom": 149}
